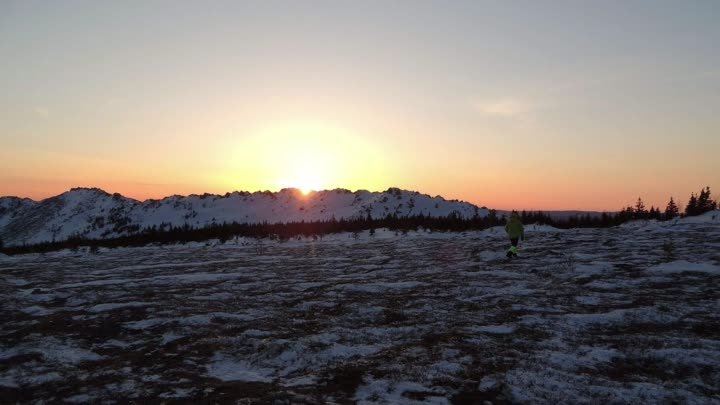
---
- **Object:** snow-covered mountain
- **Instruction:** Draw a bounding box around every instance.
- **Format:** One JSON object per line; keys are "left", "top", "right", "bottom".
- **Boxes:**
{"left": 0, "top": 187, "right": 487, "bottom": 246}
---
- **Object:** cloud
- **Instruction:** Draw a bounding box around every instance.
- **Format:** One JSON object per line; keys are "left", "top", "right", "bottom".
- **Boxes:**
{"left": 472, "top": 98, "right": 532, "bottom": 117}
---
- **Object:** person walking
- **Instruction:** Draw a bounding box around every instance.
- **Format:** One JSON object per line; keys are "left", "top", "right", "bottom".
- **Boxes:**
{"left": 505, "top": 211, "right": 524, "bottom": 258}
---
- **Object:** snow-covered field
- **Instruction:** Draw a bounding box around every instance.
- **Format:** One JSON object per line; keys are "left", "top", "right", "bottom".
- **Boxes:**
{"left": 1, "top": 220, "right": 719, "bottom": 404}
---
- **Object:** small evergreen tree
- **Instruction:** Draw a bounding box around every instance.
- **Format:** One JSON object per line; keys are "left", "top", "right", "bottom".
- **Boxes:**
{"left": 620, "top": 206, "right": 635, "bottom": 222}
{"left": 685, "top": 193, "right": 698, "bottom": 216}
{"left": 634, "top": 197, "right": 647, "bottom": 219}
{"left": 697, "top": 187, "right": 710, "bottom": 213}
{"left": 696, "top": 186, "right": 717, "bottom": 214}
{"left": 664, "top": 197, "right": 679, "bottom": 220}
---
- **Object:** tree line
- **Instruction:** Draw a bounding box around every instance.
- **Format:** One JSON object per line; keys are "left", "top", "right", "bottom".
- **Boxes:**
{"left": 620, "top": 186, "right": 717, "bottom": 221}
{"left": 0, "top": 186, "right": 716, "bottom": 255}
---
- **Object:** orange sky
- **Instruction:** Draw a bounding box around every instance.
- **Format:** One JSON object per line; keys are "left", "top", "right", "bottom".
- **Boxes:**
{"left": 1, "top": 2, "right": 718, "bottom": 211}
{"left": 1, "top": 127, "right": 713, "bottom": 212}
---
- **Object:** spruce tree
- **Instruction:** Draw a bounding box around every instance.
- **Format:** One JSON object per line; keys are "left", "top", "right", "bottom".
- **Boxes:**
{"left": 685, "top": 193, "right": 698, "bottom": 216}
{"left": 665, "top": 197, "right": 679, "bottom": 220}
{"left": 697, "top": 187, "right": 710, "bottom": 213}
{"left": 634, "top": 197, "right": 647, "bottom": 219}
{"left": 695, "top": 186, "right": 717, "bottom": 214}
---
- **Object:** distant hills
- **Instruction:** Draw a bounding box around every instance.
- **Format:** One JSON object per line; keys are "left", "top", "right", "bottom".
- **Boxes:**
{"left": 0, "top": 187, "right": 486, "bottom": 247}
{"left": 496, "top": 210, "right": 610, "bottom": 220}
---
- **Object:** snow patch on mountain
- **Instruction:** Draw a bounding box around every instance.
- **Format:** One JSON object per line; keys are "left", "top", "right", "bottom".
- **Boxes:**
{"left": 0, "top": 187, "right": 487, "bottom": 246}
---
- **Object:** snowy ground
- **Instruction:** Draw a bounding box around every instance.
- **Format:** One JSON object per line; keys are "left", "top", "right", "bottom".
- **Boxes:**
{"left": 1, "top": 221, "right": 719, "bottom": 404}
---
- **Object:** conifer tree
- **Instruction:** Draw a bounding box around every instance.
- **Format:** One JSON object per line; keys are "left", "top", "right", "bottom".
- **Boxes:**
{"left": 685, "top": 193, "right": 698, "bottom": 216}
{"left": 634, "top": 197, "right": 647, "bottom": 219}
{"left": 665, "top": 197, "right": 679, "bottom": 219}
{"left": 695, "top": 186, "right": 717, "bottom": 213}
{"left": 706, "top": 187, "right": 717, "bottom": 211}
{"left": 698, "top": 187, "right": 710, "bottom": 213}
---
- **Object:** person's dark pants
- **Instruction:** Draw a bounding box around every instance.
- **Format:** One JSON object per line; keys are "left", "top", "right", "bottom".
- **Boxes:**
{"left": 507, "top": 237, "right": 519, "bottom": 257}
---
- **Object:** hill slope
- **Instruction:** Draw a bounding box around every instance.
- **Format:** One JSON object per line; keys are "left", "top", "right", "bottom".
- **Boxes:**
{"left": 0, "top": 187, "right": 487, "bottom": 246}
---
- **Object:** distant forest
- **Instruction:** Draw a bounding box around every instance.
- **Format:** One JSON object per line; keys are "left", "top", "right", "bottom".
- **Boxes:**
{"left": 1, "top": 186, "right": 717, "bottom": 255}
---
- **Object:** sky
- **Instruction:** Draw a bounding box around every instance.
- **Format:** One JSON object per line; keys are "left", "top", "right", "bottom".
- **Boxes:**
{"left": 1, "top": 0, "right": 718, "bottom": 211}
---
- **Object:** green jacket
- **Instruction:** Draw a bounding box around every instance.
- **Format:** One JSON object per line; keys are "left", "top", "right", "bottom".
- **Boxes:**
{"left": 505, "top": 217, "right": 525, "bottom": 240}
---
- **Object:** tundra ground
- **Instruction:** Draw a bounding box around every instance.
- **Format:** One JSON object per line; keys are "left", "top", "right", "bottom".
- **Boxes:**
{"left": 1, "top": 222, "right": 719, "bottom": 404}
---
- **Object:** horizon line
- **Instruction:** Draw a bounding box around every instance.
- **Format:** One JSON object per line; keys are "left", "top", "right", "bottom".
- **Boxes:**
{"left": 0, "top": 185, "right": 637, "bottom": 213}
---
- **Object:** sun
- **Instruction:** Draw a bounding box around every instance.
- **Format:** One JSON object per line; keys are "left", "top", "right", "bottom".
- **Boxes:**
{"left": 220, "top": 119, "right": 389, "bottom": 194}
{"left": 298, "top": 185, "right": 313, "bottom": 195}
{"left": 292, "top": 165, "right": 324, "bottom": 195}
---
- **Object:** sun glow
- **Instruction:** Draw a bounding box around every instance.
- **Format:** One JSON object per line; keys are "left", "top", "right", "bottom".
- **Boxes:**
{"left": 219, "top": 120, "right": 389, "bottom": 194}
{"left": 292, "top": 165, "right": 323, "bottom": 195}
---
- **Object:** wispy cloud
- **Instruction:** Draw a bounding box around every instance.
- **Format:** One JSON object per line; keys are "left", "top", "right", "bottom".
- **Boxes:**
{"left": 471, "top": 98, "right": 532, "bottom": 117}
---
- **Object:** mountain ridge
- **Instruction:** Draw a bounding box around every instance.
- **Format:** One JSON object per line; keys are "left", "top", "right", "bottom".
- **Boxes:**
{"left": 3, "top": 186, "right": 479, "bottom": 205}
{"left": 0, "top": 187, "right": 488, "bottom": 247}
